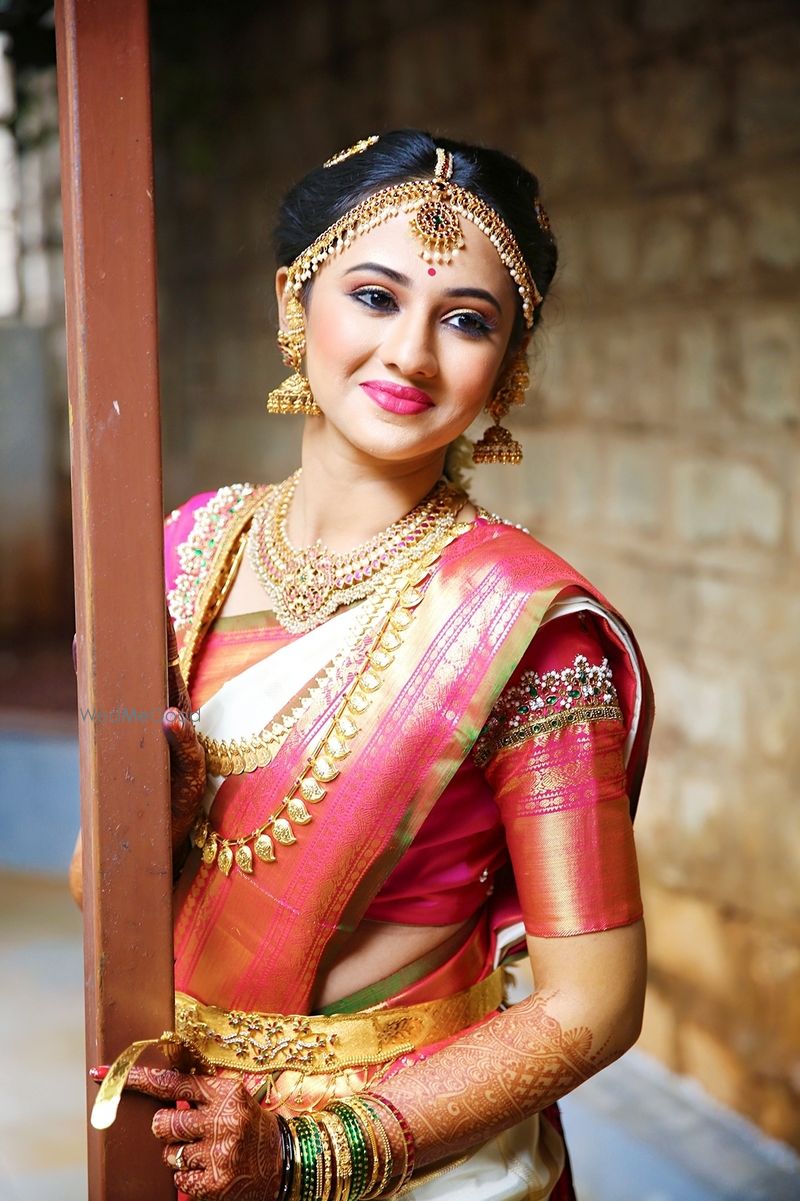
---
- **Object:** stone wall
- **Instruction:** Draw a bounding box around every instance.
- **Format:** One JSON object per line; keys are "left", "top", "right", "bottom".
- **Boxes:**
{"left": 0, "top": 42, "right": 71, "bottom": 641}
{"left": 151, "top": 0, "right": 800, "bottom": 1147}
{"left": 7, "top": 0, "right": 799, "bottom": 1148}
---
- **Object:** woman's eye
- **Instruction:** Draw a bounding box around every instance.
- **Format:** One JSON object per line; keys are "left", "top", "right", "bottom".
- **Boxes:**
{"left": 446, "top": 310, "right": 494, "bottom": 338}
{"left": 352, "top": 286, "right": 398, "bottom": 312}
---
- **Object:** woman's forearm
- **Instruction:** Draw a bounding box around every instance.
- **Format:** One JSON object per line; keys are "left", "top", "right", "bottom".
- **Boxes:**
{"left": 68, "top": 833, "right": 83, "bottom": 909}
{"left": 377, "top": 985, "right": 639, "bottom": 1170}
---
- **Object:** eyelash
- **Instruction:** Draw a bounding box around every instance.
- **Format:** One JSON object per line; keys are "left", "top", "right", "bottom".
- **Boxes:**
{"left": 350, "top": 286, "right": 495, "bottom": 339}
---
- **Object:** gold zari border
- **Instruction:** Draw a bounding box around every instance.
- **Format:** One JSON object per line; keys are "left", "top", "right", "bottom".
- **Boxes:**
{"left": 474, "top": 703, "right": 623, "bottom": 767}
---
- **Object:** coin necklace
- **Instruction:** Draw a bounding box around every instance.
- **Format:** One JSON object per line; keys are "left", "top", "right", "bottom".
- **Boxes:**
{"left": 247, "top": 470, "right": 463, "bottom": 633}
{"left": 193, "top": 519, "right": 471, "bottom": 876}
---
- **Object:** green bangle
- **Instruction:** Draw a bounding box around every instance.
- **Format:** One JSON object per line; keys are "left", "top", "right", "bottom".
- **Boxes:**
{"left": 294, "top": 1116, "right": 321, "bottom": 1201}
{"left": 307, "top": 1116, "right": 325, "bottom": 1201}
{"left": 331, "top": 1103, "right": 370, "bottom": 1201}
{"left": 350, "top": 1098, "right": 393, "bottom": 1199}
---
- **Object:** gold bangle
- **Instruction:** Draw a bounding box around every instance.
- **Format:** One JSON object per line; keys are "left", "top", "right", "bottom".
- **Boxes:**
{"left": 288, "top": 1119, "right": 304, "bottom": 1201}
{"left": 362, "top": 1095, "right": 409, "bottom": 1197}
{"left": 167, "top": 655, "right": 181, "bottom": 668}
{"left": 317, "top": 1110, "right": 351, "bottom": 1201}
{"left": 342, "top": 1098, "right": 380, "bottom": 1198}
{"left": 349, "top": 1097, "right": 393, "bottom": 1199}
{"left": 317, "top": 1115, "right": 334, "bottom": 1201}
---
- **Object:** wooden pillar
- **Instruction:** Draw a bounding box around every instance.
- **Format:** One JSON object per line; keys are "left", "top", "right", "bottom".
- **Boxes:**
{"left": 54, "top": 1, "right": 175, "bottom": 1197}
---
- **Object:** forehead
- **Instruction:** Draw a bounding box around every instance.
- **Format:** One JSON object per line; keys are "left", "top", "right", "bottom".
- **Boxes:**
{"left": 323, "top": 211, "right": 518, "bottom": 308}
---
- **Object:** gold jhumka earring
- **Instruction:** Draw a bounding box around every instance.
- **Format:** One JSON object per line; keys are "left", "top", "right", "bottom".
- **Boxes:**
{"left": 266, "top": 292, "right": 322, "bottom": 417}
{"left": 472, "top": 349, "right": 529, "bottom": 465}
{"left": 270, "top": 137, "right": 553, "bottom": 440}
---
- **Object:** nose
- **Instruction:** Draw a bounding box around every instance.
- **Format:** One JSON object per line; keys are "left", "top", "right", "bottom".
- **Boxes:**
{"left": 378, "top": 306, "right": 438, "bottom": 380}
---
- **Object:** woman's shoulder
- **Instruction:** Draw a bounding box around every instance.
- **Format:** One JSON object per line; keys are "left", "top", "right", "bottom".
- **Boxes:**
{"left": 164, "top": 481, "right": 270, "bottom": 534}
{"left": 456, "top": 502, "right": 608, "bottom": 608}
{"left": 163, "top": 482, "right": 271, "bottom": 623}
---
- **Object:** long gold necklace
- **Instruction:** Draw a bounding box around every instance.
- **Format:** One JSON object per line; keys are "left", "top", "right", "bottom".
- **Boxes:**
{"left": 195, "top": 563, "right": 394, "bottom": 777}
{"left": 247, "top": 471, "right": 463, "bottom": 633}
{"left": 193, "top": 521, "right": 471, "bottom": 876}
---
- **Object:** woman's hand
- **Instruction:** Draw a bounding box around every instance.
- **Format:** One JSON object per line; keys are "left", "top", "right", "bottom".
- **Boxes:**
{"left": 164, "top": 606, "right": 207, "bottom": 853}
{"left": 126, "top": 1066, "right": 282, "bottom": 1201}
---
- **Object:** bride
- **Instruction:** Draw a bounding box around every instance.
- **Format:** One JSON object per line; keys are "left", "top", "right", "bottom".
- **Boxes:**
{"left": 78, "top": 128, "right": 652, "bottom": 1201}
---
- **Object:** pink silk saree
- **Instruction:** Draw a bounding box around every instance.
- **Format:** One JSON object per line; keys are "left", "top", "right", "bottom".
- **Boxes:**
{"left": 163, "top": 484, "right": 653, "bottom": 1199}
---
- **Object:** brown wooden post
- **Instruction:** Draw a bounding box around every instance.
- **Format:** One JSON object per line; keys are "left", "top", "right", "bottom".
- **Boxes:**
{"left": 54, "top": 1, "right": 175, "bottom": 1198}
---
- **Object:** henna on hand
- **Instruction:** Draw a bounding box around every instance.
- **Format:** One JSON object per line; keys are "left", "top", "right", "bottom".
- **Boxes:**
{"left": 164, "top": 605, "right": 207, "bottom": 852}
{"left": 127, "top": 1066, "right": 282, "bottom": 1201}
{"left": 377, "top": 990, "right": 616, "bottom": 1169}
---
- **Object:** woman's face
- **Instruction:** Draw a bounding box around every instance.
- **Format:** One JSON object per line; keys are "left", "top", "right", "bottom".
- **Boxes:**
{"left": 275, "top": 211, "right": 520, "bottom": 468}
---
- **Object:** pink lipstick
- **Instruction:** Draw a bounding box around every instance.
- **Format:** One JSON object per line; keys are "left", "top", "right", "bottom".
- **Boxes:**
{"left": 360, "top": 380, "right": 434, "bottom": 416}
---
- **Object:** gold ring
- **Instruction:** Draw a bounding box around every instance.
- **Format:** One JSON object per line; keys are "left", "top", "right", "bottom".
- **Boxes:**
{"left": 168, "top": 656, "right": 181, "bottom": 668}
{"left": 174, "top": 1144, "right": 186, "bottom": 1172}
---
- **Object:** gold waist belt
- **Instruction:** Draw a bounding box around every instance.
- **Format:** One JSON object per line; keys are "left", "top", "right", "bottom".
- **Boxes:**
{"left": 91, "top": 967, "right": 505, "bottom": 1130}
{"left": 174, "top": 966, "right": 505, "bottom": 1075}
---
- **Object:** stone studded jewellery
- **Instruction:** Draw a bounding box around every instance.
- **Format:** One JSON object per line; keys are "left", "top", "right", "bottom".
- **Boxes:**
{"left": 267, "top": 137, "right": 552, "bottom": 462}
{"left": 248, "top": 470, "right": 462, "bottom": 634}
{"left": 265, "top": 290, "right": 323, "bottom": 417}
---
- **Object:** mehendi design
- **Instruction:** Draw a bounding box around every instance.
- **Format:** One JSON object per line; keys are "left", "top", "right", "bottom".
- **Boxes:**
{"left": 165, "top": 606, "right": 207, "bottom": 854}
{"left": 378, "top": 991, "right": 616, "bottom": 1169}
{"left": 131, "top": 1067, "right": 282, "bottom": 1200}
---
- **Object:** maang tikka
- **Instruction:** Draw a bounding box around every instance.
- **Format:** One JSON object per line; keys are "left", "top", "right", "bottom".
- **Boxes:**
{"left": 269, "top": 138, "right": 551, "bottom": 441}
{"left": 266, "top": 292, "right": 322, "bottom": 417}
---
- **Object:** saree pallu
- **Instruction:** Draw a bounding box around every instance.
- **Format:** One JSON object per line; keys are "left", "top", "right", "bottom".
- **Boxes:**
{"left": 164, "top": 485, "right": 653, "bottom": 1199}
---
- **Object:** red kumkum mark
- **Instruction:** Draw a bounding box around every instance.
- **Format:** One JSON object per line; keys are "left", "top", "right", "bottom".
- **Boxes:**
{"left": 427, "top": 267, "right": 437, "bottom": 276}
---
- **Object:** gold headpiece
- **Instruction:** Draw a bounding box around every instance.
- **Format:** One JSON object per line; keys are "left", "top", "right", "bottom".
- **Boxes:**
{"left": 287, "top": 145, "right": 542, "bottom": 327}
{"left": 323, "top": 135, "right": 380, "bottom": 168}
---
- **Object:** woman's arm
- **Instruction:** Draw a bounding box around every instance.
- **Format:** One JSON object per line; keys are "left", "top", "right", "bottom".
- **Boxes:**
{"left": 68, "top": 610, "right": 206, "bottom": 911}
{"left": 377, "top": 918, "right": 646, "bottom": 1168}
{"left": 68, "top": 833, "right": 83, "bottom": 908}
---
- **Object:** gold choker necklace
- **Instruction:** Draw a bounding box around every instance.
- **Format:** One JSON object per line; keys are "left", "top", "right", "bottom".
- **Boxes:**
{"left": 247, "top": 472, "right": 463, "bottom": 633}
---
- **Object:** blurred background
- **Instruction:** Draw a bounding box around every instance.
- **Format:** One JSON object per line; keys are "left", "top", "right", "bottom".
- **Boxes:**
{"left": 0, "top": 1, "right": 798, "bottom": 1199}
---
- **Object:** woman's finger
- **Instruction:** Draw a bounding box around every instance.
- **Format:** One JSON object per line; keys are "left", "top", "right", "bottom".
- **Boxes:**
{"left": 167, "top": 658, "right": 191, "bottom": 717}
{"left": 151, "top": 1105, "right": 205, "bottom": 1143}
{"left": 163, "top": 708, "right": 204, "bottom": 766}
{"left": 174, "top": 1167, "right": 208, "bottom": 1199}
{"left": 166, "top": 601, "right": 192, "bottom": 716}
{"left": 164, "top": 1141, "right": 206, "bottom": 1170}
{"left": 125, "top": 1066, "right": 198, "bottom": 1103}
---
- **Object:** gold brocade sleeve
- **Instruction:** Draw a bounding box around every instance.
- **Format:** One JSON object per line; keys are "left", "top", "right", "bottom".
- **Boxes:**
{"left": 481, "top": 613, "right": 643, "bottom": 937}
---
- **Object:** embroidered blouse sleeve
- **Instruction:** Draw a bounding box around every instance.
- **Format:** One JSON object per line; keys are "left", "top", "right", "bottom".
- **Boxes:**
{"left": 477, "top": 610, "right": 643, "bottom": 938}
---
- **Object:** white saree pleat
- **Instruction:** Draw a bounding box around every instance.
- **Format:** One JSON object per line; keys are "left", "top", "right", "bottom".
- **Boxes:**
{"left": 404, "top": 1113, "right": 564, "bottom": 1201}
{"left": 196, "top": 602, "right": 365, "bottom": 742}
{"left": 195, "top": 602, "right": 366, "bottom": 816}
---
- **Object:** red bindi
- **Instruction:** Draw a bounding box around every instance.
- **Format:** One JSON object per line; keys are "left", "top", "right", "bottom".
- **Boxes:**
{"left": 427, "top": 267, "right": 437, "bottom": 276}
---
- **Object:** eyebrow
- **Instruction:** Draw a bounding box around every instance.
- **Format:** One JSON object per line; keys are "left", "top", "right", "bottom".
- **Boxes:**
{"left": 343, "top": 262, "right": 410, "bottom": 285}
{"left": 443, "top": 286, "right": 502, "bottom": 315}
{"left": 343, "top": 262, "right": 503, "bottom": 315}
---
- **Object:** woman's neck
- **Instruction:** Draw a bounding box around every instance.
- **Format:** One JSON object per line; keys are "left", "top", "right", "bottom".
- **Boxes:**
{"left": 287, "top": 427, "right": 446, "bottom": 552}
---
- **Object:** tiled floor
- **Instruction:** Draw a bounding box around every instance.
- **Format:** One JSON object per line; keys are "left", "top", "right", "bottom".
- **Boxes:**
{"left": 0, "top": 873, "right": 87, "bottom": 1201}
{"left": 1, "top": 871, "right": 798, "bottom": 1201}
{"left": 561, "top": 1054, "right": 800, "bottom": 1201}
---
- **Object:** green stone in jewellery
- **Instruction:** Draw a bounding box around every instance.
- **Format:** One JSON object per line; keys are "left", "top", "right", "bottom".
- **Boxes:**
{"left": 287, "top": 146, "right": 544, "bottom": 327}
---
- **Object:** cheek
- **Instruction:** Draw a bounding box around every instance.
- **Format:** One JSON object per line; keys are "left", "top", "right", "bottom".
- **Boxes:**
{"left": 444, "top": 345, "right": 503, "bottom": 414}
{"left": 306, "top": 301, "right": 367, "bottom": 375}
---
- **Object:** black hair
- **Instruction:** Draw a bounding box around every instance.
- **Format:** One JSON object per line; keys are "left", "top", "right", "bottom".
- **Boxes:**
{"left": 273, "top": 129, "right": 557, "bottom": 346}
